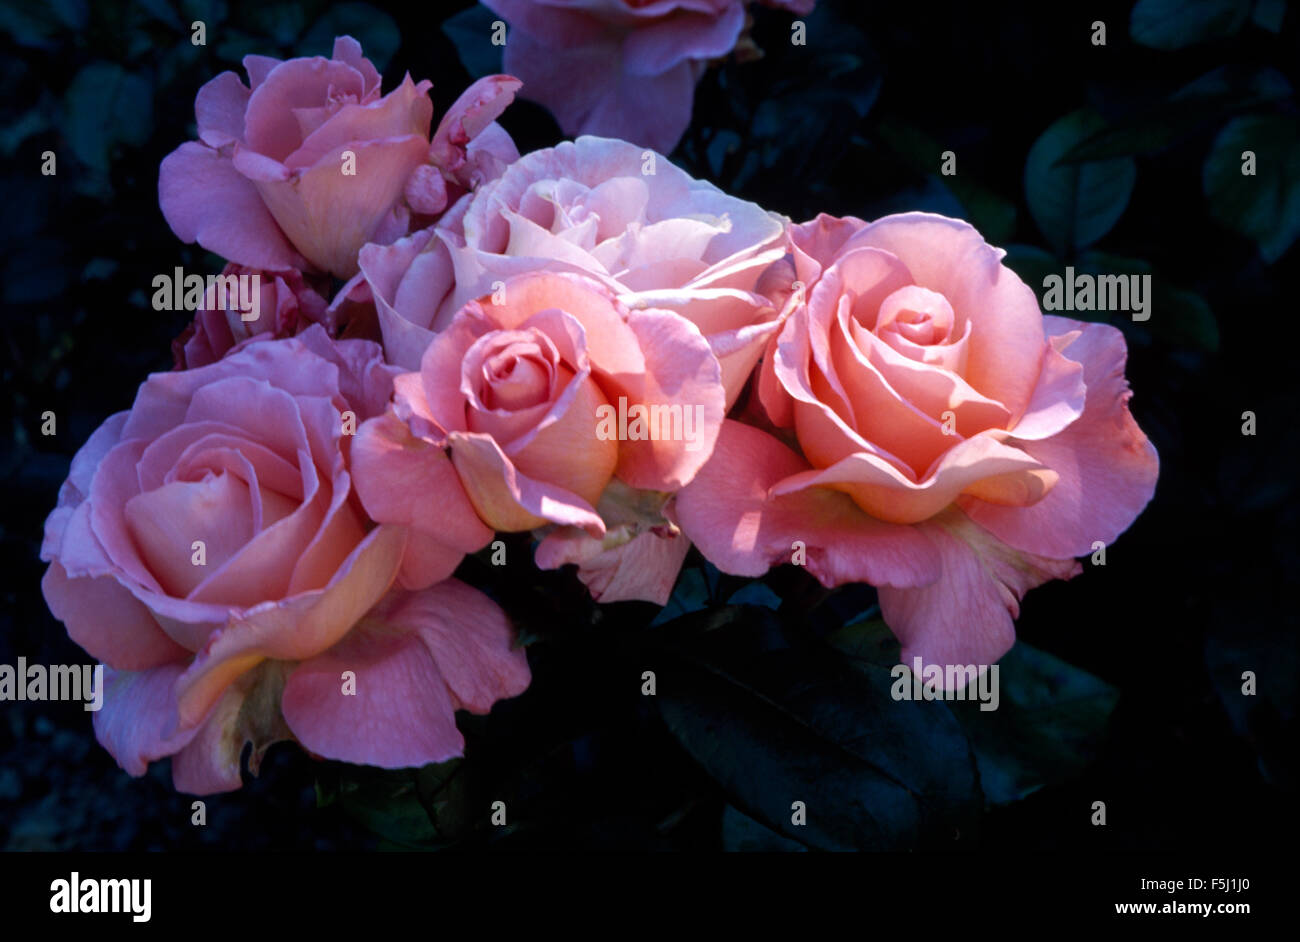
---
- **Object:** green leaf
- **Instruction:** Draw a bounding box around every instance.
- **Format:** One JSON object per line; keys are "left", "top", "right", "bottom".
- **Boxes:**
{"left": 1002, "top": 244, "right": 1063, "bottom": 300}
{"left": 1129, "top": 0, "right": 1252, "bottom": 50}
{"left": 0, "top": 0, "right": 66, "bottom": 48}
{"left": 414, "top": 758, "right": 478, "bottom": 843}
{"left": 133, "top": 0, "right": 184, "bottom": 31}
{"left": 1071, "top": 251, "right": 1219, "bottom": 352}
{"left": 1204, "top": 619, "right": 1296, "bottom": 788}
{"left": 951, "top": 178, "right": 1017, "bottom": 245}
{"left": 63, "top": 62, "right": 153, "bottom": 175}
{"left": 1158, "top": 286, "right": 1221, "bottom": 352}
{"left": 874, "top": 123, "right": 1017, "bottom": 242}
{"left": 721, "top": 804, "right": 806, "bottom": 852}
{"left": 1056, "top": 66, "right": 1292, "bottom": 164}
{"left": 444, "top": 5, "right": 505, "bottom": 80}
{"left": 325, "top": 765, "right": 441, "bottom": 848}
{"left": 950, "top": 642, "right": 1119, "bottom": 806}
{"left": 1251, "top": 0, "right": 1287, "bottom": 31}
{"left": 301, "top": 3, "right": 400, "bottom": 71}
{"left": 656, "top": 609, "right": 980, "bottom": 851}
{"left": 247, "top": 4, "right": 307, "bottom": 48}
{"left": 824, "top": 616, "right": 898, "bottom": 668}
{"left": 1203, "top": 114, "right": 1300, "bottom": 263}
{"left": 1025, "top": 110, "right": 1137, "bottom": 256}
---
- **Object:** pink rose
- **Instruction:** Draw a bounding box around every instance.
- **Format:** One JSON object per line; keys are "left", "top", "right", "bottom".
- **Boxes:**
{"left": 437, "top": 136, "right": 788, "bottom": 407}
{"left": 41, "top": 326, "right": 525, "bottom": 793}
{"left": 171, "top": 263, "right": 330, "bottom": 369}
{"left": 481, "top": 1, "right": 812, "bottom": 152}
{"left": 353, "top": 270, "right": 724, "bottom": 602}
{"left": 159, "top": 36, "right": 520, "bottom": 280}
{"left": 674, "top": 213, "right": 1159, "bottom": 674}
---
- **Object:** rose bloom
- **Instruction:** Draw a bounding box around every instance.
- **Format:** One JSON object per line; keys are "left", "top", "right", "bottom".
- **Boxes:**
{"left": 159, "top": 35, "right": 519, "bottom": 280}
{"left": 674, "top": 213, "right": 1159, "bottom": 673}
{"left": 171, "top": 263, "right": 329, "bottom": 369}
{"left": 479, "top": 0, "right": 814, "bottom": 153}
{"left": 353, "top": 270, "right": 725, "bottom": 604}
{"left": 41, "top": 327, "right": 527, "bottom": 793}
{"left": 356, "top": 136, "right": 786, "bottom": 401}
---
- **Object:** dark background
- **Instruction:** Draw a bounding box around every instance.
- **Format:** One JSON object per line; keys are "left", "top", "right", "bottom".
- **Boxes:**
{"left": 0, "top": 0, "right": 1295, "bottom": 852}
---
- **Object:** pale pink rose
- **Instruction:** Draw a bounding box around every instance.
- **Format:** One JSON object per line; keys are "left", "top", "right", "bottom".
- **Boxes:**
{"left": 436, "top": 135, "right": 788, "bottom": 407}
{"left": 674, "top": 212, "right": 1159, "bottom": 676}
{"left": 353, "top": 270, "right": 724, "bottom": 602}
{"left": 481, "top": 1, "right": 813, "bottom": 152}
{"left": 41, "top": 326, "right": 526, "bottom": 793}
{"left": 170, "top": 264, "right": 330, "bottom": 369}
{"left": 159, "top": 36, "right": 519, "bottom": 279}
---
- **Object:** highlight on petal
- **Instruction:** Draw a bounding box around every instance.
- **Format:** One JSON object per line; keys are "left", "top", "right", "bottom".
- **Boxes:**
{"left": 672, "top": 420, "right": 942, "bottom": 590}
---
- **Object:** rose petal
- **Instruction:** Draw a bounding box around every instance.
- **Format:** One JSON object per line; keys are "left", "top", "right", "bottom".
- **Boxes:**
{"left": 961, "top": 319, "right": 1159, "bottom": 558}
{"left": 672, "top": 420, "right": 942, "bottom": 589}
{"left": 159, "top": 142, "right": 305, "bottom": 272}
{"left": 878, "top": 509, "right": 1081, "bottom": 677}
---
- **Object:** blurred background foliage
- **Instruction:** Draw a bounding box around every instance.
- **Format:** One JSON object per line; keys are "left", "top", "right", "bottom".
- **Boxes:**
{"left": 0, "top": 0, "right": 1295, "bottom": 850}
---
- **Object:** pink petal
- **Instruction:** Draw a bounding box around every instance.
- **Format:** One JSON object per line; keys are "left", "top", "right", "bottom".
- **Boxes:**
{"left": 431, "top": 74, "right": 522, "bottom": 168}
{"left": 961, "top": 319, "right": 1159, "bottom": 559}
{"left": 773, "top": 432, "right": 1055, "bottom": 525}
{"left": 242, "top": 54, "right": 281, "bottom": 90}
{"left": 622, "top": 5, "right": 745, "bottom": 75}
{"left": 253, "top": 133, "right": 431, "bottom": 278}
{"left": 368, "top": 580, "right": 531, "bottom": 713}
{"left": 789, "top": 212, "right": 870, "bottom": 271}
{"left": 170, "top": 662, "right": 292, "bottom": 794}
{"left": 243, "top": 57, "right": 366, "bottom": 161}
{"left": 282, "top": 76, "right": 432, "bottom": 171}
{"left": 449, "top": 430, "right": 606, "bottom": 535}
{"left": 357, "top": 228, "right": 454, "bottom": 370}
{"left": 351, "top": 411, "right": 493, "bottom": 588}
{"left": 536, "top": 526, "right": 691, "bottom": 605}
{"left": 159, "top": 142, "right": 305, "bottom": 272}
{"left": 281, "top": 580, "right": 530, "bottom": 767}
{"left": 332, "top": 35, "right": 381, "bottom": 94}
{"left": 123, "top": 470, "right": 256, "bottom": 598}
{"left": 172, "top": 524, "right": 405, "bottom": 732}
{"left": 93, "top": 663, "right": 196, "bottom": 777}
{"left": 845, "top": 213, "right": 1046, "bottom": 419}
{"left": 608, "top": 306, "right": 725, "bottom": 490}
{"left": 671, "top": 420, "right": 942, "bottom": 589}
{"left": 480, "top": 0, "right": 610, "bottom": 44}
{"left": 505, "top": 31, "right": 697, "bottom": 153}
{"left": 1007, "top": 328, "right": 1087, "bottom": 440}
{"left": 195, "top": 71, "right": 250, "bottom": 148}
{"left": 878, "top": 510, "right": 1081, "bottom": 676}
{"left": 42, "top": 563, "right": 189, "bottom": 671}
{"left": 283, "top": 619, "right": 463, "bottom": 767}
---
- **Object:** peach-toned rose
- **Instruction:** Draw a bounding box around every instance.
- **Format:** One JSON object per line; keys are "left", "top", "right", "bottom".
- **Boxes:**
{"left": 353, "top": 270, "right": 724, "bottom": 602}
{"left": 674, "top": 213, "right": 1159, "bottom": 673}
{"left": 159, "top": 36, "right": 519, "bottom": 280}
{"left": 41, "top": 327, "right": 525, "bottom": 793}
